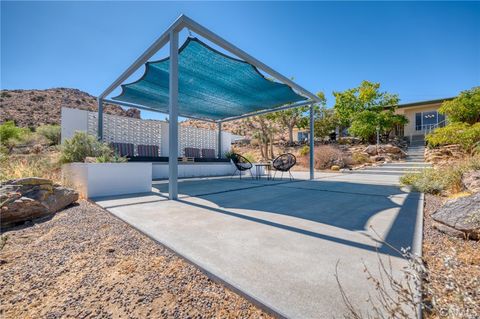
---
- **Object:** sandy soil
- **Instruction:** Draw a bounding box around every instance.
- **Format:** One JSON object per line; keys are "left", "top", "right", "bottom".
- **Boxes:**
{"left": 423, "top": 194, "right": 480, "bottom": 319}
{"left": 0, "top": 200, "right": 272, "bottom": 319}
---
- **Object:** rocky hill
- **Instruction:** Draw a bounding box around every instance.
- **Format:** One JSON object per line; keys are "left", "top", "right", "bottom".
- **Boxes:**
{"left": 0, "top": 88, "right": 140, "bottom": 128}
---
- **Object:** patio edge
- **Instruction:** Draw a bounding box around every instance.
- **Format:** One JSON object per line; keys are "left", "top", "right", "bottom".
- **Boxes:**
{"left": 88, "top": 199, "right": 289, "bottom": 319}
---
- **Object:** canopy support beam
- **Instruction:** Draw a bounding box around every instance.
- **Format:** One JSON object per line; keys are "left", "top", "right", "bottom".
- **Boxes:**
{"left": 309, "top": 104, "right": 315, "bottom": 180}
{"left": 220, "top": 100, "right": 314, "bottom": 122}
{"left": 168, "top": 30, "right": 179, "bottom": 200}
{"left": 97, "top": 98, "right": 104, "bottom": 141}
{"left": 102, "top": 99, "right": 218, "bottom": 123}
{"left": 217, "top": 122, "right": 222, "bottom": 158}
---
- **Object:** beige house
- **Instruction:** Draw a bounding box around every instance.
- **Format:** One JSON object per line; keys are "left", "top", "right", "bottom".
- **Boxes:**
{"left": 394, "top": 97, "right": 453, "bottom": 142}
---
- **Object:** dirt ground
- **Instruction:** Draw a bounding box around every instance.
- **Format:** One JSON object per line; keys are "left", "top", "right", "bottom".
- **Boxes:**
{"left": 422, "top": 194, "right": 480, "bottom": 319}
{"left": 0, "top": 200, "right": 272, "bottom": 319}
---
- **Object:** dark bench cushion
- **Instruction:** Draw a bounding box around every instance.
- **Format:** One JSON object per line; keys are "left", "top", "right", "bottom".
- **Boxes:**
{"left": 184, "top": 147, "right": 200, "bottom": 158}
{"left": 138, "top": 144, "right": 159, "bottom": 157}
{"left": 111, "top": 142, "right": 135, "bottom": 157}
{"left": 201, "top": 148, "right": 216, "bottom": 158}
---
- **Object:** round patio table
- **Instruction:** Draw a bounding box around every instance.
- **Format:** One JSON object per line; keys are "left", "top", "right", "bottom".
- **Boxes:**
{"left": 254, "top": 163, "right": 272, "bottom": 180}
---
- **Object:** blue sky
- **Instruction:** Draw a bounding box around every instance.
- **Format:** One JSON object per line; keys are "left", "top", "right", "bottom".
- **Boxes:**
{"left": 1, "top": 1, "right": 479, "bottom": 120}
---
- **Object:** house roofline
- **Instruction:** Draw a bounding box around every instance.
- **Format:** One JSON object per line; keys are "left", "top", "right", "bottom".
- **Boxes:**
{"left": 394, "top": 97, "right": 455, "bottom": 109}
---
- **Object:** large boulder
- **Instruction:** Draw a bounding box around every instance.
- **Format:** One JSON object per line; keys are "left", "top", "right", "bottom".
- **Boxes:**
{"left": 432, "top": 193, "right": 480, "bottom": 240}
{"left": 462, "top": 170, "right": 480, "bottom": 193}
{"left": 0, "top": 177, "right": 78, "bottom": 228}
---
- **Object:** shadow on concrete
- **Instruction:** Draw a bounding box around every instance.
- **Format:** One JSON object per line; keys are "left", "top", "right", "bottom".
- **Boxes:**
{"left": 150, "top": 177, "right": 420, "bottom": 257}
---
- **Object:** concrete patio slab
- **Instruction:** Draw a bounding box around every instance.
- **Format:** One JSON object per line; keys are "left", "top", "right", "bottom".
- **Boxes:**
{"left": 95, "top": 170, "right": 422, "bottom": 318}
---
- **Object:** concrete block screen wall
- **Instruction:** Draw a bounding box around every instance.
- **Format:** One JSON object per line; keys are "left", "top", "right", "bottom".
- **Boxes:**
{"left": 61, "top": 107, "right": 233, "bottom": 157}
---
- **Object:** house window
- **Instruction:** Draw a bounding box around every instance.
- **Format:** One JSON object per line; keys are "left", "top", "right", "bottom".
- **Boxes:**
{"left": 415, "top": 111, "right": 445, "bottom": 131}
{"left": 415, "top": 113, "right": 422, "bottom": 131}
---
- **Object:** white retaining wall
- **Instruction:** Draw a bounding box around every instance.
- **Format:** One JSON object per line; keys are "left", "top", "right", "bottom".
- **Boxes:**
{"left": 152, "top": 162, "right": 235, "bottom": 179}
{"left": 62, "top": 163, "right": 152, "bottom": 198}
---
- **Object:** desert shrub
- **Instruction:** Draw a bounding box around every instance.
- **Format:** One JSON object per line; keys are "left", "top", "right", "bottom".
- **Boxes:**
{"left": 0, "top": 121, "right": 29, "bottom": 143}
{"left": 299, "top": 145, "right": 310, "bottom": 156}
{"left": 352, "top": 152, "right": 370, "bottom": 164}
{"left": 298, "top": 145, "right": 346, "bottom": 169}
{"left": 242, "top": 152, "right": 256, "bottom": 163}
{"left": 224, "top": 150, "right": 236, "bottom": 160}
{"left": 95, "top": 153, "right": 127, "bottom": 163}
{"left": 314, "top": 145, "right": 346, "bottom": 169}
{"left": 0, "top": 154, "right": 61, "bottom": 182}
{"left": 426, "top": 122, "right": 480, "bottom": 152}
{"left": 400, "top": 155, "right": 480, "bottom": 194}
{"left": 0, "top": 121, "right": 32, "bottom": 153}
{"left": 36, "top": 125, "right": 61, "bottom": 145}
{"left": 60, "top": 132, "right": 112, "bottom": 163}
{"left": 250, "top": 138, "right": 260, "bottom": 147}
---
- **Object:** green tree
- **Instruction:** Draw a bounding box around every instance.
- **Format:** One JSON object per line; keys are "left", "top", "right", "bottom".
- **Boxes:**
{"left": 438, "top": 87, "right": 480, "bottom": 124}
{"left": 272, "top": 92, "right": 326, "bottom": 145}
{"left": 333, "top": 81, "right": 406, "bottom": 142}
{"left": 314, "top": 106, "right": 339, "bottom": 139}
{"left": 333, "top": 81, "right": 400, "bottom": 127}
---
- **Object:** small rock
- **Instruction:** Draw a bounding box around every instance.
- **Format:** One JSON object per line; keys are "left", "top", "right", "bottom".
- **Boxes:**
{"left": 106, "top": 248, "right": 115, "bottom": 253}
{"left": 331, "top": 165, "right": 340, "bottom": 171}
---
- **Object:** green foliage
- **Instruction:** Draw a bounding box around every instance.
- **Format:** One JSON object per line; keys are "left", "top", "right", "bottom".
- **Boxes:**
{"left": 224, "top": 150, "right": 236, "bottom": 160}
{"left": 400, "top": 155, "right": 480, "bottom": 194}
{"left": 36, "top": 125, "right": 61, "bottom": 145}
{"left": 0, "top": 154, "right": 61, "bottom": 182}
{"left": 332, "top": 81, "right": 405, "bottom": 142}
{"left": 314, "top": 106, "right": 339, "bottom": 138}
{"left": 352, "top": 152, "right": 370, "bottom": 164}
{"left": 439, "top": 87, "right": 480, "bottom": 124}
{"left": 0, "top": 121, "right": 29, "bottom": 144}
{"left": 348, "top": 110, "right": 407, "bottom": 142}
{"left": 333, "top": 81, "right": 400, "bottom": 127}
{"left": 95, "top": 153, "right": 127, "bottom": 163}
{"left": 60, "top": 132, "right": 113, "bottom": 163}
{"left": 274, "top": 92, "right": 325, "bottom": 144}
{"left": 299, "top": 145, "right": 310, "bottom": 156}
{"left": 426, "top": 122, "right": 480, "bottom": 152}
{"left": 242, "top": 152, "right": 256, "bottom": 163}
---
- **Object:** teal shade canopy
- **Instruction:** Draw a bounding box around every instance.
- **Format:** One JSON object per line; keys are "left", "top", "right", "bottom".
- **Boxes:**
{"left": 112, "top": 37, "right": 307, "bottom": 121}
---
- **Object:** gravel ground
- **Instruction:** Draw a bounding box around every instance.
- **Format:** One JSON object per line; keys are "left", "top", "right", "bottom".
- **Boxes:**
{"left": 0, "top": 200, "right": 272, "bottom": 319}
{"left": 423, "top": 194, "right": 480, "bottom": 319}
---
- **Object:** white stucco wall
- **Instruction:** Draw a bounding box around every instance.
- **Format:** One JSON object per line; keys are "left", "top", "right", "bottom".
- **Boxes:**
{"left": 152, "top": 162, "right": 235, "bottom": 179}
{"left": 61, "top": 107, "right": 89, "bottom": 143}
{"left": 63, "top": 163, "right": 152, "bottom": 198}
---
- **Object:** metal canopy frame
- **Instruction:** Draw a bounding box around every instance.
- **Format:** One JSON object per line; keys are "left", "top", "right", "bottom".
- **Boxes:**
{"left": 99, "top": 14, "right": 318, "bottom": 199}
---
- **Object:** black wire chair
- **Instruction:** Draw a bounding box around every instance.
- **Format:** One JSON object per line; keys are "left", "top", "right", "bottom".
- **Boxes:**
{"left": 230, "top": 153, "right": 253, "bottom": 179}
{"left": 272, "top": 153, "right": 296, "bottom": 181}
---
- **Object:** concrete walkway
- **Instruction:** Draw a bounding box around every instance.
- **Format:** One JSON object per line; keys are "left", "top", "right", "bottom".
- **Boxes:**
{"left": 95, "top": 155, "right": 424, "bottom": 318}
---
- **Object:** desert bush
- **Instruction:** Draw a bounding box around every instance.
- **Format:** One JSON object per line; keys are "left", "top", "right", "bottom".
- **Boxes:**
{"left": 352, "top": 152, "right": 370, "bottom": 164}
{"left": 0, "top": 121, "right": 29, "bottom": 144}
{"left": 60, "top": 132, "right": 112, "bottom": 163}
{"left": 426, "top": 122, "right": 480, "bottom": 153}
{"left": 242, "top": 152, "right": 256, "bottom": 163}
{"left": 400, "top": 155, "right": 480, "bottom": 194}
{"left": 298, "top": 145, "right": 347, "bottom": 169}
{"left": 299, "top": 145, "right": 310, "bottom": 156}
{"left": 37, "top": 125, "right": 61, "bottom": 145}
{"left": 0, "top": 154, "right": 61, "bottom": 182}
{"left": 95, "top": 153, "right": 127, "bottom": 163}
